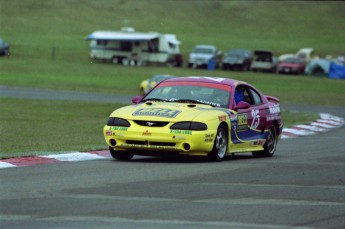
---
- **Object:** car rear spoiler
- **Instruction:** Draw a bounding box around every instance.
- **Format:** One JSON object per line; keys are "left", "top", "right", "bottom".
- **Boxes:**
{"left": 266, "top": 95, "right": 279, "bottom": 103}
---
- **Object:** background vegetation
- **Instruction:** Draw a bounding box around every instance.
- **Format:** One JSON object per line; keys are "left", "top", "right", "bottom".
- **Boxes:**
{"left": 1, "top": 0, "right": 344, "bottom": 158}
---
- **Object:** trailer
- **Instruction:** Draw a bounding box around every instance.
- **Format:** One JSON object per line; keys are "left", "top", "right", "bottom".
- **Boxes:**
{"left": 86, "top": 27, "right": 183, "bottom": 66}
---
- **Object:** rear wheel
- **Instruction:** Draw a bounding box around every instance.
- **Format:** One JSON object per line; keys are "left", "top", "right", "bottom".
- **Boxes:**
{"left": 252, "top": 125, "right": 277, "bottom": 157}
{"left": 207, "top": 126, "right": 228, "bottom": 161}
{"left": 109, "top": 147, "right": 134, "bottom": 161}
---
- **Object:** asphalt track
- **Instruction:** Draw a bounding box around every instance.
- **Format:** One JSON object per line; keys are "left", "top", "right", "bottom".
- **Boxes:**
{"left": 1, "top": 86, "right": 345, "bottom": 228}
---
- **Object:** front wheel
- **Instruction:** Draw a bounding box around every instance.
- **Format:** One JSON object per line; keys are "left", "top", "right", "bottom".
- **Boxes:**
{"left": 207, "top": 126, "right": 228, "bottom": 161}
{"left": 109, "top": 147, "right": 134, "bottom": 161}
{"left": 252, "top": 125, "right": 277, "bottom": 157}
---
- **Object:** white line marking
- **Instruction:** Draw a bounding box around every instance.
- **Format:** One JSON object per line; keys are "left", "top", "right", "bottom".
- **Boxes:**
{"left": 0, "top": 215, "right": 313, "bottom": 229}
{"left": 42, "top": 152, "right": 107, "bottom": 161}
{"left": 282, "top": 128, "right": 316, "bottom": 136}
{"left": 0, "top": 162, "right": 16, "bottom": 168}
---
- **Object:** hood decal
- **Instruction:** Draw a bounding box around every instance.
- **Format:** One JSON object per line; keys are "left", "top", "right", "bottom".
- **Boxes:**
{"left": 133, "top": 108, "right": 181, "bottom": 118}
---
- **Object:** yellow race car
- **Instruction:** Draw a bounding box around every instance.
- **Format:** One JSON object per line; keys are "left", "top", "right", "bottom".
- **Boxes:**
{"left": 104, "top": 76, "right": 283, "bottom": 161}
{"left": 139, "top": 75, "right": 175, "bottom": 95}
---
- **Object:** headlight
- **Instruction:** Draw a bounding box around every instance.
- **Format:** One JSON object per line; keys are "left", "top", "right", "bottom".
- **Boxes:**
{"left": 107, "top": 117, "right": 130, "bottom": 127}
{"left": 170, "top": 122, "right": 207, "bottom": 131}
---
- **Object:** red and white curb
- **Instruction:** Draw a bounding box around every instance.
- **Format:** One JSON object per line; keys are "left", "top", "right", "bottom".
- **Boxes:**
{"left": 281, "top": 113, "right": 344, "bottom": 139}
{"left": 0, "top": 150, "right": 110, "bottom": 169}
{"left": 1, "top": 113, "right": 344, "bottom": 169}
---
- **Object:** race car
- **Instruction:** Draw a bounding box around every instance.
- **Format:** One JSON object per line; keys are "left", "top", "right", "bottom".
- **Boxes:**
{"left": 104, "top": 76, "right": 283, "bottom": 161}
{"left": 139, "top": 75, "right": 175, "bottom": 95}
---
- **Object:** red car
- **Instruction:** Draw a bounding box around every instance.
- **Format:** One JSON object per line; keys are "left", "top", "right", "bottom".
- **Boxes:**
{"left": 278, "top": 57, "right": 306, "bottom": 74}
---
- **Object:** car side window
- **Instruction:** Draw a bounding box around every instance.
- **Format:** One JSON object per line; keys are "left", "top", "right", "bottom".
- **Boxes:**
{"left": 234, "top": 85, "right": 253, "bottom": 105}
{"left": 249, "top": 88, "right": 262, "bottom": 105}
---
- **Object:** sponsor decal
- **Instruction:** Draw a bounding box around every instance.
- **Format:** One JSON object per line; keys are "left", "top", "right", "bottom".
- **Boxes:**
{"left": 218, "top": 115, "right": 227, "bottom": 121}
{"left": 142, "top": 130, "right": 152, "bottom": 136}
{"left": 189, "top": 76, "right": 225, "bottom": 83}
{"left": 269, "top": 104, "right": 280, "bottom": 114}
{"left": 133, "top": 108, "right": 181, "bottom": 118}
{"left": 170, "top": 129, "right": 192, "bottom": 135}
{"left": 237, "top": 113, "right": 248, "bottom": 131}
{"left": 121, "top": 144, "right": 175, "bottom": 150}
{"left": 204, "top": 134, "right": 214, "bottom": 142}
{"left": 230, "top": 114, "right": 238, "bottom": 122}
{"left": 106, "top": 131, "right": 112, "bottom": 136}
{"left": 266, "top": 114, "right": 279, "bottom": 121}
{"left": 109, "top": 126, "right": 128, "bottom": 131}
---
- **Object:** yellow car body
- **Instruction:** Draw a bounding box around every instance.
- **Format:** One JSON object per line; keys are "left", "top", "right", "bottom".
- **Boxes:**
{"left": 104, "top": 103, "right": 231, "bottom": 156}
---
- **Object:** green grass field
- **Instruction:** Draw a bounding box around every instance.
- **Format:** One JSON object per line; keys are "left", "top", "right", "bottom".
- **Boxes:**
{"left": 0, "top": 0, "right": 344, "bottom": 158}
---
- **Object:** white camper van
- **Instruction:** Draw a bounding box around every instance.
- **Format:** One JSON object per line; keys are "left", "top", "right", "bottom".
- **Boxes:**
{"left": 86, "top": 27, "right": 183, "bottom": 66}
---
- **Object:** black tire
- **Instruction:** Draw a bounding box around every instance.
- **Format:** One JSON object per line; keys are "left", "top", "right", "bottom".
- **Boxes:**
{"left": 252, "top": 125, "right": 277, "bottom": 157}
{"left": 207, "top": 126, "right": 228, "bottom": 161}
{"left": 109, "top": 147, "right": 134, "bottom": 161}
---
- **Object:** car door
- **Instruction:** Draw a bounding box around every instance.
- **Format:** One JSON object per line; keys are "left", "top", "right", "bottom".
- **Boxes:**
{"left": 231, "top": 85, "right": 266, "bottom": 144}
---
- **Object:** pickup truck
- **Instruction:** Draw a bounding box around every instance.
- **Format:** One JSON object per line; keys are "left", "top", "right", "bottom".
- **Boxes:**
{"left": 188, "top": 45, "right": 222, "bottom": 69}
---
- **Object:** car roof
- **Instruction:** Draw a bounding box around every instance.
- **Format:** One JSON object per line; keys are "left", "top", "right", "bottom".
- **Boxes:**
{"left": 164, "top": 76, "right": 249, "bottom": 87}
{"left": 227, "top": 48, "right": 251, "bottom": 53}
{"left": 254, "top": 50, "right": 273, "bottom": 55}
{"left": 194, "top": 45, "right": 216, "bottom": 49}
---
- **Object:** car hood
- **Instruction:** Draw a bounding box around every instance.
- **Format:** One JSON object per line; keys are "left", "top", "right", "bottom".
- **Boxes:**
{"left": 110, "top": 102, "right": 229, "bottom": 122}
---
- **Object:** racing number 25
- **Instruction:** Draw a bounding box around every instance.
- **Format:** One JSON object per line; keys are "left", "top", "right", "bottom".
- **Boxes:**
{"left": 251, "top": 109, "right": 260, "bottom": 129}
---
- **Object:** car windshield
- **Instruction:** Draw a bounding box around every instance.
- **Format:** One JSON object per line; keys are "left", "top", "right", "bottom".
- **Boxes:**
{"left": 227, "top": 49, "right": 247, "bottom": 57}
{"left": 193, "top": 47, "right": 214, "bottom": 54}
{"left": 143, "top": 82, "right": 230, "bottom": 108}
{"left": 284, "top": 58, "right": 304, "bottom": 63}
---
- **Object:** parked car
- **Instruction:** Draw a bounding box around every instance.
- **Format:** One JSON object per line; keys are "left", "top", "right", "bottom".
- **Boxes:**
{"left": 188, "top": 45, "right": 222, "bottom": 69}
{"left": 277, "top": 57, "right": 306, "bottom": 75}
{"left": 104, "top": 76, "right": 283, "bottom": 161}
{"left": 278, "top": 48, "right": 317, "bottom": 63}
{"left": 251, "top": 50, "right": 277, "bottom": 73}
{"left": 139, "top": 75, "right": 175, "bottom": 95}
{"left": 222, "top": 48, "right": 252, "bottom": 71}
{"left": 0, "top": 38, "right": 9, "bottom": 56}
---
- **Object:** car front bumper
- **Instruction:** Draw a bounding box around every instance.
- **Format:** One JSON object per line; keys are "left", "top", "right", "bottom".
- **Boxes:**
{"left": 104, "top": 125, "right": 216, "bottom": 156}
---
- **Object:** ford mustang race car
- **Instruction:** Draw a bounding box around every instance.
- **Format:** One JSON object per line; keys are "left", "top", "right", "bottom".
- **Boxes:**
{"left": 104, "top": 76, "right": 283, "bottom": 161}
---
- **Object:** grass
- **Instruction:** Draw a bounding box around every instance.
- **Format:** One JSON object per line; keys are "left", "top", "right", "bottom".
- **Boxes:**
{"left": 0, "top": 0, "right": 344, "bottom": 158}
{"left": 2, "top": 57, "right": 345, "bottom": 106}
{"left": 1, "top": 1, "right": 345, "bottom": 56}
{"left": 0, "top": 98, "right": 118, "bottom": 158}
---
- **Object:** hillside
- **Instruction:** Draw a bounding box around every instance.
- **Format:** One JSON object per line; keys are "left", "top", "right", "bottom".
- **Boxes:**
{"left": 1, "top": 0, "right": 345, "bottom": 60}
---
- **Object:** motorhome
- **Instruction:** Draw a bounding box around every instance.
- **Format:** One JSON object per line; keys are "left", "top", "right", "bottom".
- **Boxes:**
{"left": 86, "top": 27, "right": 183, "bottom": 66}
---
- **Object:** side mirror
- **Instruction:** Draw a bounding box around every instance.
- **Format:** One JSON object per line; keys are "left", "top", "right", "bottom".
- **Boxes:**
{"left": 132, "top": 96, "right": 142, "bottom": 104}
{"left": 234, "top": 101, "right": 250, "bottom": 110}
